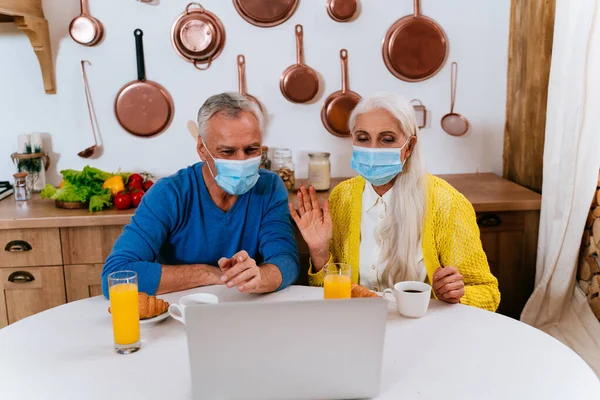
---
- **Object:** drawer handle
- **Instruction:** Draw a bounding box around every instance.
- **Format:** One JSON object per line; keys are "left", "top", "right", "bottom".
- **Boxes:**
{"left": 8, "top": 271, "right": 35, "bottom": 283}
{"left": 4, "top": 240, "right": 32, "bottom": 252}
{"left": 477, "top": 214, "right": 502, "bottom": 227}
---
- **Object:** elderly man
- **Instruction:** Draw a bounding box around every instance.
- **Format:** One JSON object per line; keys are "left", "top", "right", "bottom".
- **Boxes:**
{"left": 101, "top": 92, "right": 299, "bottom": 297}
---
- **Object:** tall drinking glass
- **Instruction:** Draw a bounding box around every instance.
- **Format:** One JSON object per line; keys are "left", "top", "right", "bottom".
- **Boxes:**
{"left": 108, "top": 271, "right": 140, "bottom": 354}
{"left": 323, "top": 263, "right": 352, "bottom": 299}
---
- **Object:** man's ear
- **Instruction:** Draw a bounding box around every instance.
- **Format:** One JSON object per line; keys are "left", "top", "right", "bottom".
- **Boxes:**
{"left": 197, "top": 138, "right": 207, "bottom": 161}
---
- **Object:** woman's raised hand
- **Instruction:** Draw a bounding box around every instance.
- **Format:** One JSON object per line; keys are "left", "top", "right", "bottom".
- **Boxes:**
{"left": 289, "top": 185, "right": 332, "bottom": 270}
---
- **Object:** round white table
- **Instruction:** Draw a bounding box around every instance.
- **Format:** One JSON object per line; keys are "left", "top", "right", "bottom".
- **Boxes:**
{"left": 0, "top": 285, "right": 598, "bottom": 399}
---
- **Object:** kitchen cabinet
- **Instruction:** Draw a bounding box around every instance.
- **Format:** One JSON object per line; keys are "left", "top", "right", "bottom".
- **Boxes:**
{"left": 64, "top": 264, "right": 104, "bottom": 302}
{"left": 478, "top": 211, "right": 540, "bottom": 318}
{"left": 61, "top": 226, "right": 124, "bottom": 265}
{"left": 0, "top": 266, "right": 66, "bottom": 327}
{"left": 0, "top": 173, "right": 541, "bottom": 325}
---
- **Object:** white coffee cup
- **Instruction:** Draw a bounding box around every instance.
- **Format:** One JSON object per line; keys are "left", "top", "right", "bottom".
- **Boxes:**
{"left": 168, "top": 293, "right": 219, "bottom": 324}
{"left": 383, "top": 281, "right": 432, "bottom": 318}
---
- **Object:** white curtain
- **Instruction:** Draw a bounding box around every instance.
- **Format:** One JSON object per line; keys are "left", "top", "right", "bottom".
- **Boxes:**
{"left": 520, "top": 0, "right": 600, "bottom": 375}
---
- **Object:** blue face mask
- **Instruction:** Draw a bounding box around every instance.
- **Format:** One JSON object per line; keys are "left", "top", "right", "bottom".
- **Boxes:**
{"left": 350, "top": 143, "right": 408, "bottom": 186}
{"left": 202, "top": 140, "right": 261, "bottom": 196}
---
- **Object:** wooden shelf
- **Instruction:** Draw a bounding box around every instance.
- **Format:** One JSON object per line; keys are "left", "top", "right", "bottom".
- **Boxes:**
{"left": 0, "top": 0, "right": 55, "bottom": 94}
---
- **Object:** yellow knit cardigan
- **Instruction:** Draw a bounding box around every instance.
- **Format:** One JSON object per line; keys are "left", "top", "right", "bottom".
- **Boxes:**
{"left": 308, "top": 175, "right": 501, "bottom": 312}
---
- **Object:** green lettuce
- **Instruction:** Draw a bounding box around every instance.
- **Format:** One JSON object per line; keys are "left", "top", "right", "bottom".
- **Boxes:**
{"left": 89, "top": 192, "right": 112, "bottom": 212}
{"left": 40, "top": 184, "right": 57, "bottom": 199}
{"left": 40, "top": 166, "right": 129, "bottom": 212}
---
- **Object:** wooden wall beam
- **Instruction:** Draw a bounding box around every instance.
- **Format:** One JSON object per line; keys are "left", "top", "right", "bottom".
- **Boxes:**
{"left": 0, "top": 0, "right": 44, "bottom": 19}
{"left": 503, "top": 0, "right": 556, "bottom": 193}
{"left": 0, "top": 0, "right": 55, "bottom": 94}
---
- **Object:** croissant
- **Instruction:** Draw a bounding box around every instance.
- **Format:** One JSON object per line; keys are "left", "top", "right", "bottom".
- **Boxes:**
{"left": 108, "top": 292, "right": 169, "bottom": 320}
{"left": 351, "top": 284, "right": 380, "bottom": 298}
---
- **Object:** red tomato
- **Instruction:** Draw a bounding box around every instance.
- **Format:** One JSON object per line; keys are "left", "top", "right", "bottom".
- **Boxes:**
{"left": 131, "top": 191, "right": 144, "bottom": 207}
{"left": 114, "top": 192, "right": 132, "bottom": 210}
{"left": 128, "top": 174, "right": 143, "bottom": 185}
{"left": 142, "top": 180, "right": 154, "bottom": 192}
{"left": 127, "top": 181, "right": 143, "bottom": 193}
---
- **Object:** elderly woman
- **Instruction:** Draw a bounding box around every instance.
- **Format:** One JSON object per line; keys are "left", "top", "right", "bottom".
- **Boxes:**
{"left": 291, "top": 93, "right": 500, "bottom": 311}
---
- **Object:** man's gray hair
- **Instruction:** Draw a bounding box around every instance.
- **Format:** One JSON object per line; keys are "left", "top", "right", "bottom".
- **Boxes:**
{"left": 197, "top": 92, "right": 264, "bottom": 140}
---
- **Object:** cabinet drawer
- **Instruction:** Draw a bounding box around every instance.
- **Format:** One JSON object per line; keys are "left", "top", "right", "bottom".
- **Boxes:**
{"left": 0, "top": 228, "right": 62, "bottom": 268}
{"left": 476, "top": 211, "right": 525, "bottom": 233}
{"left": 61, "top": 226, "right": 124, "bottom": 265}
{"left": 0, "top": 266, "right": 66, "bottom": 327}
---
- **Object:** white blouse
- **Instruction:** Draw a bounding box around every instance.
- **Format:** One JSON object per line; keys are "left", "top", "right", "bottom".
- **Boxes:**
{"left": 358, "top": 183, "right": 426, "bottom": 291}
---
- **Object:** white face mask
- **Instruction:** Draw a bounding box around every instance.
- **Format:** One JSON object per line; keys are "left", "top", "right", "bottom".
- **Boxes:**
{"left": 201, "top": 138, "right": 261, "bottom": 196}
{"left": 350, "top": 141, "right": 409, "bottom": 186}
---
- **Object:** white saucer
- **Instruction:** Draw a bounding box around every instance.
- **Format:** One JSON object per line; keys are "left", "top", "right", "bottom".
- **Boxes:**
{"left": 139, "top": 311, "right": 169, "bottom": 325}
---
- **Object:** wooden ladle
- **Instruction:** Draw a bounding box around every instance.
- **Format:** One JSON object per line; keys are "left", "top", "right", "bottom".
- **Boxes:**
{"left": 78, "top": 60, "right": 100, "bottom": 158}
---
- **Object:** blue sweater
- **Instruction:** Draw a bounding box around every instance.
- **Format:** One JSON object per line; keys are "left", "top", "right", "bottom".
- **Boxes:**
{"left": 101, "top": 163, "right": 299, "bottom": 298}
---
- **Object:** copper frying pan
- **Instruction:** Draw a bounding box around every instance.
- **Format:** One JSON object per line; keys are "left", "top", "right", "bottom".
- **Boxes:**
{"left": 326, "top": 0, "right": 358, "bottom": 23}
{"left": 69, "top": 0, "right": 104, "bottom": 46}
{"left": 233, "top": 0, "right": 299, "bottom": 28}
{"left": 115, "top": 30, "right": 174, "bottom": 137}
{"left": 171, "top": 3, "right": 226, "bottom": 70}
{"left": 382, "top": 0, "right": 448, "bottom": 82}
{"left": 237, "top": 55, "right": 263, "bottom": 111}
{"left": 321, "top": 49, "right": 361, "bottom": 137}
{"left": 280, "top": 25, "right": 319, "bottom": 104}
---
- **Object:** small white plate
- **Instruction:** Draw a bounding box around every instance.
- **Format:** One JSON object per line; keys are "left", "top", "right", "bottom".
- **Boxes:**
{"left": 139, "top": 311, "right": 169, "bottom": 325}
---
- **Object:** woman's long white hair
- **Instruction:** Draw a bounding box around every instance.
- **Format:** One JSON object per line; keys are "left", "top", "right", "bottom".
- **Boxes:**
{"left": 348, "top": 93, "right": 428, "bottom": 288}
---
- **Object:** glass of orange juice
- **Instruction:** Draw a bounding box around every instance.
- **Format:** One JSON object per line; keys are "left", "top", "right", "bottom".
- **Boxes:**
{"left": 323, "top": 263, "right": 352, "bottom": 299}
{"left": 108, "top": 271, "right": 140, "bottom": 354}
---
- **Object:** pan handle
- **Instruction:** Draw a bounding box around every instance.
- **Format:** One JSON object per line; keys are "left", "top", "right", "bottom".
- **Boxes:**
{"left": 340, "top": 49, "right": 349, "bottom": 94}
{"left": 80, "top": 0, "right": 89, "bottom": 15}
{"left": 450, "top": 62, "right": 458, "bottom": 113}
{"left": 186, "top": 2, "right": 205, "bottom": 14}
{"left": 80, "top": 60, "right": 99, "bottom": 147}
{"left": 194, "top": 58, "right": 212, "bottom": 71}
{"left": 295, "top": 24, "right": 304, "bottom": 65}
{"left": 237, "top": 55, "right": 246, "bottom": 95}
{"left": 134, "top": 29, "right": 146, "bottom": 81}
{"left": 413, "top": 0, "right": 420, "bottom": 17}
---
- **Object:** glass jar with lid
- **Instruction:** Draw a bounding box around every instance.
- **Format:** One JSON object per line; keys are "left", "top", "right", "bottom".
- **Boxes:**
{"left": 308, "top": 152, "right": 331, "bottom": 191}
{"left": 260, "top": 146, "right": 271, "bottom": 171}
{"left": 272, "top": 148, "right": 295, "bottom": 190}
{"left": 13, "top": 172, "right": 31, "bottom": 201}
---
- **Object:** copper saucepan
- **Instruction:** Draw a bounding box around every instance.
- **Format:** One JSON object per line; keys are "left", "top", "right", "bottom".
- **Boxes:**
{"left": 233, "top": 0, "right": 299, "bottom": 28}
{"left": 69, "top": 0, "right": 104, "bottom": 46}
{"left": 326, "top": 0, "right": 358, "bottom": 22}
{"left": 382, "top": 0, "right": 448, "bottom": 82}
{"left": 280, "top": 24, "right": 319, "bottom": 104}
{"left": 237, "top": 55, "right": 263, "bottom": 111}
{"left": 115, "top": 29, "right": 174, "bottom": 138}
{"left": 171, "top": 3, "right": 226, "bottom": 70}
{"left": 321, "top": 49, "right": 361, "bottom": 138}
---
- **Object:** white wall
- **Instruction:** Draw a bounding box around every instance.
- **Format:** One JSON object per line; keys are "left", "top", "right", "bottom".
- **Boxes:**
{"left": 0, "top": 0, "right": 510, "bottom": 184}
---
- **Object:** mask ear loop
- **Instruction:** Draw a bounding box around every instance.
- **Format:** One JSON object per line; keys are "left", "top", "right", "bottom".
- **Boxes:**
{"left": 200, "top": 136, "right": 218, "bottom": 178}
{"left": 399, "top": 137, "right": 411, "bottom": 167}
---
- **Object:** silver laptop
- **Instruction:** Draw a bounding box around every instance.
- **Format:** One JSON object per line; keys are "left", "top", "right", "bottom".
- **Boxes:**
{"left": 184, "top": 298, "right": 388, "bottom": 400}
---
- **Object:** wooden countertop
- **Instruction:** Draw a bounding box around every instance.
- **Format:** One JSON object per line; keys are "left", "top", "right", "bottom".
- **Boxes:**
{"left": 0, "top": 173, "right": 541, "bottom": 230}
